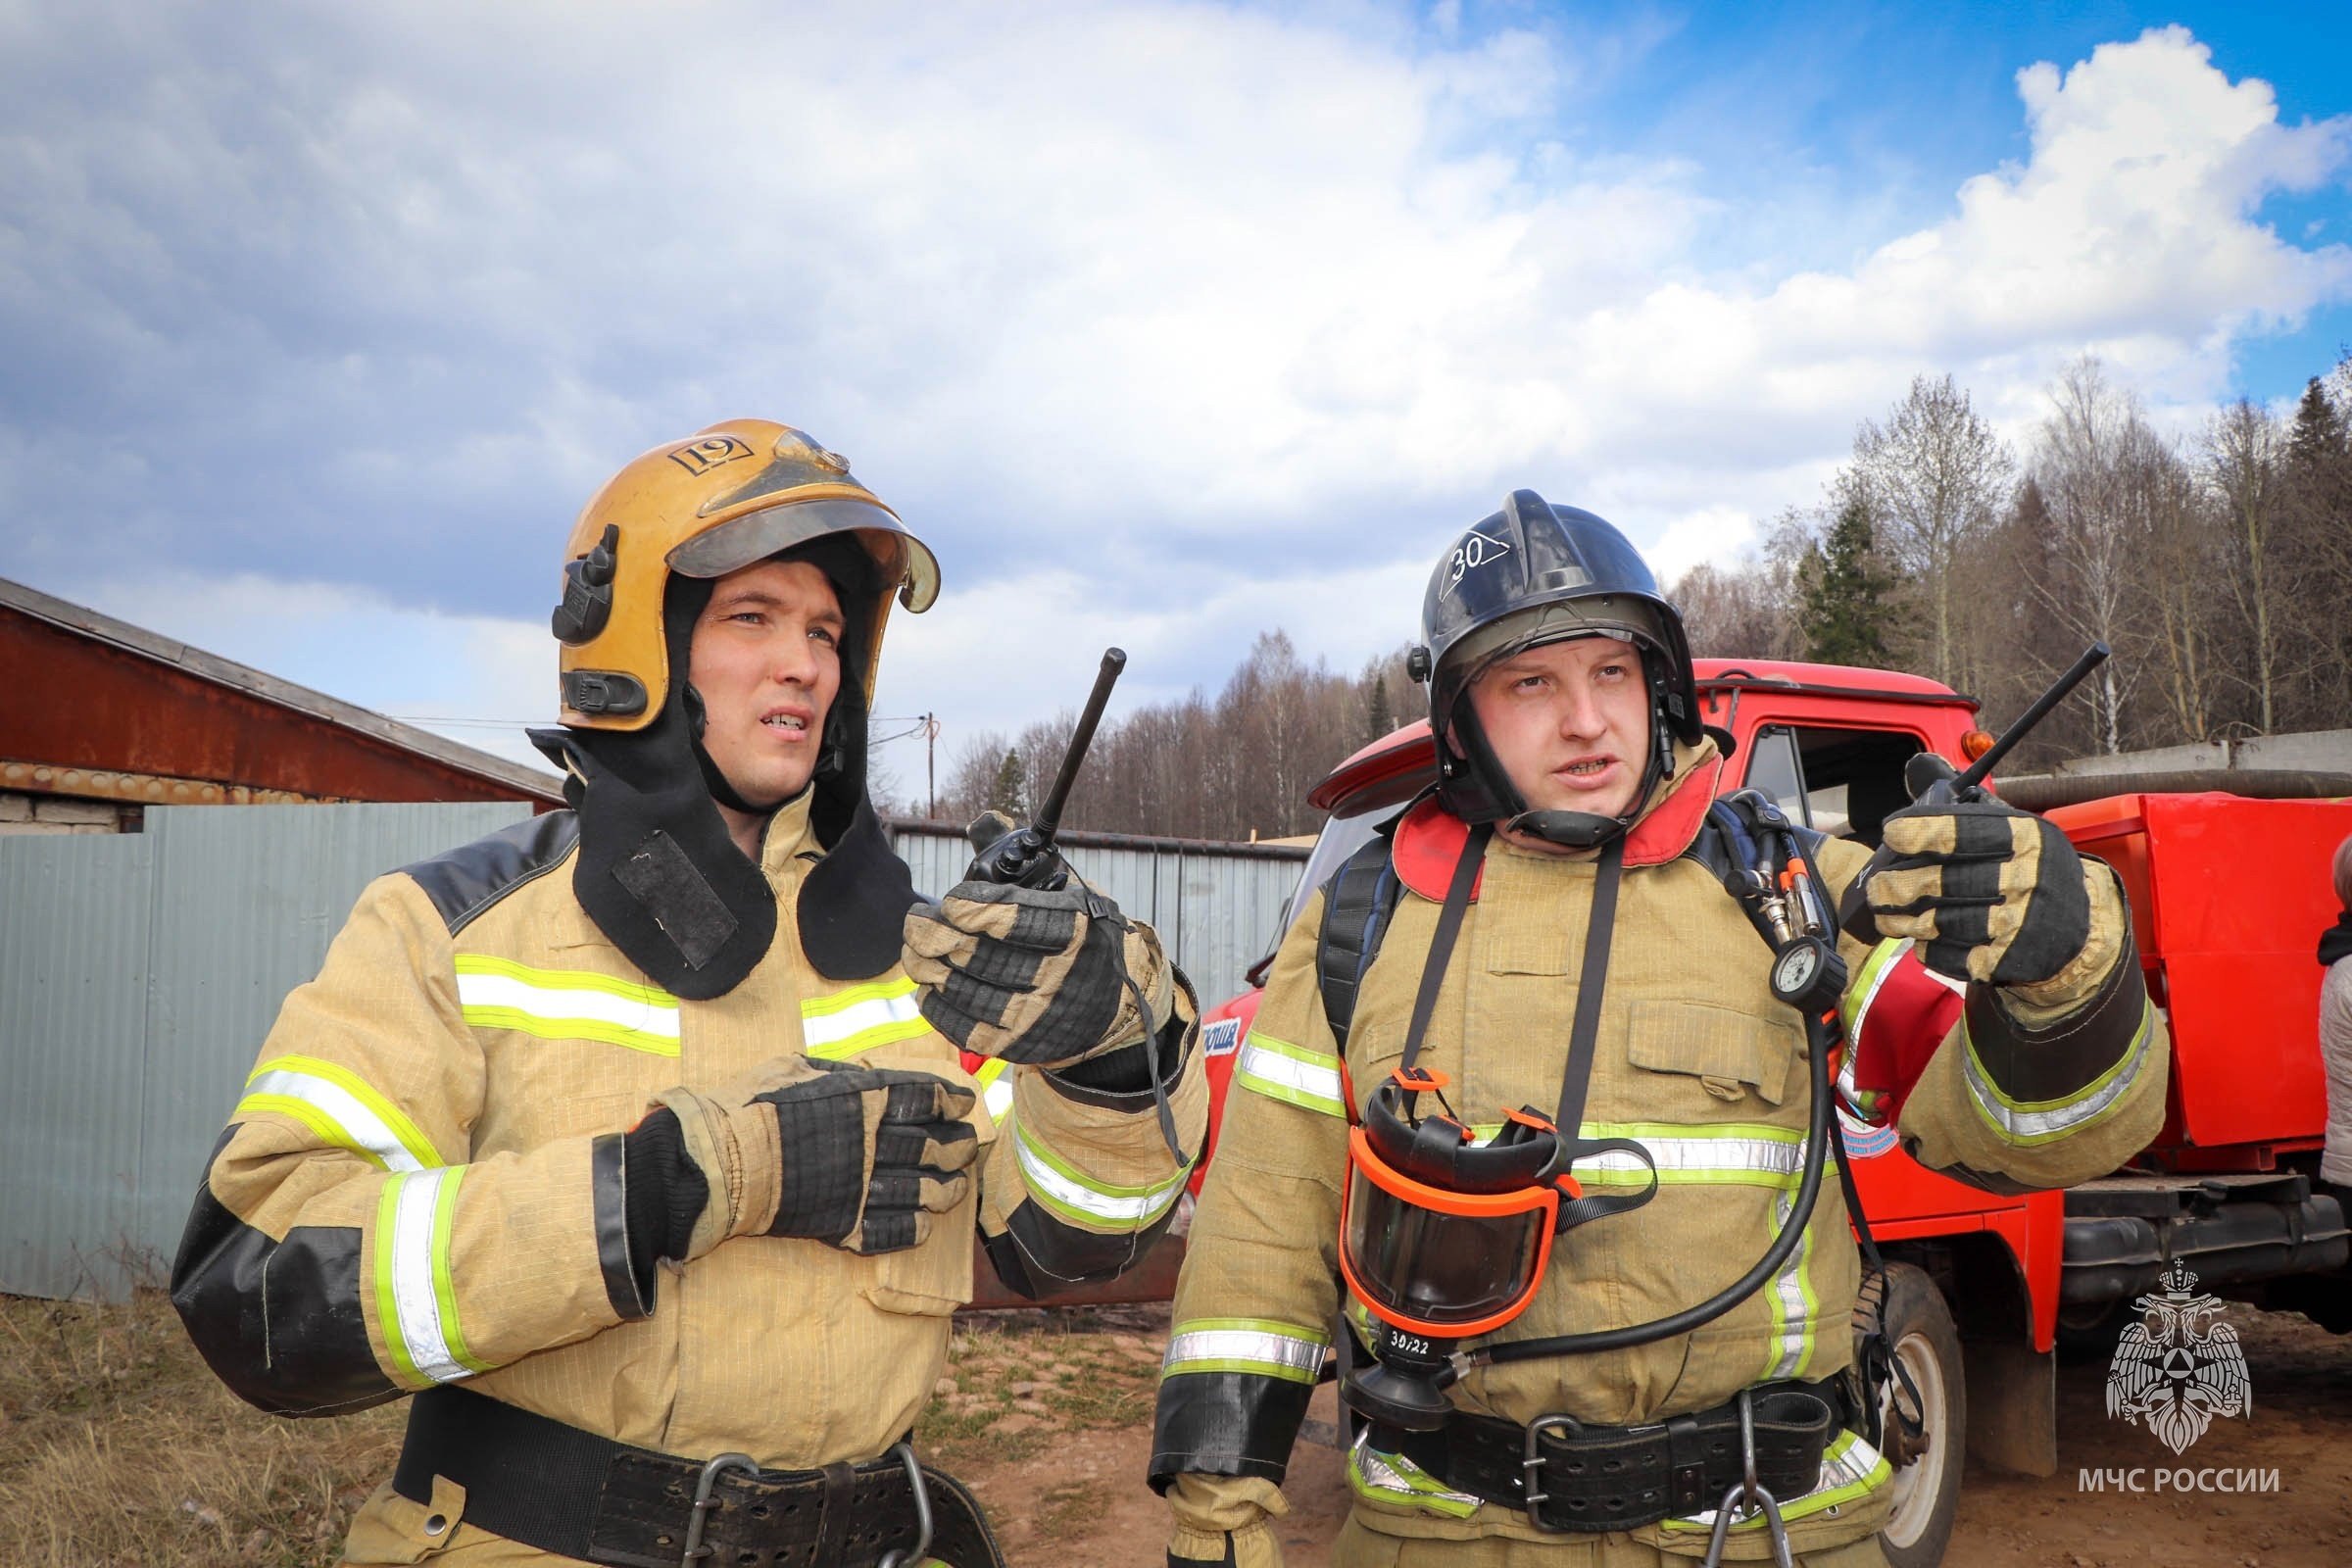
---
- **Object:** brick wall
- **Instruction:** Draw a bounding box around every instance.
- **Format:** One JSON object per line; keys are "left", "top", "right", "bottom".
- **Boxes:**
{"left": 0, "top": 792, "right": 140, "bottom": 834}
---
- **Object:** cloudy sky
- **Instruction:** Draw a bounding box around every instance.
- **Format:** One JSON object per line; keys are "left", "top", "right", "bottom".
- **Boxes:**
{"left": 5, "top": 2, "right": 2349, "bottom": 792}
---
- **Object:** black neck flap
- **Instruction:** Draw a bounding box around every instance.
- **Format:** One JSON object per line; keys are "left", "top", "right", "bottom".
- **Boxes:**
{"left": 798, "top": 795, "right": 921, "bottom": 980}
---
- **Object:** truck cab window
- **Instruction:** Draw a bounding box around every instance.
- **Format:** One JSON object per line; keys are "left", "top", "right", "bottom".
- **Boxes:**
{"left": 1742, "top": 725, "right": 1928, "bottom": 848}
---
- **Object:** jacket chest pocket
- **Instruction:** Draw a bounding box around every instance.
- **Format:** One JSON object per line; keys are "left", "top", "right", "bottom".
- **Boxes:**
{"left": 1618, "top": 1001, "right": 1801, "bottom": 1116}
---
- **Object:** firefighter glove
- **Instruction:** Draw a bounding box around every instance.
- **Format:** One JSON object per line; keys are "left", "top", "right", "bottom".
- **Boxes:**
{"left": 1868, "top": 796, "right": 2091, "bottom": 986}
{"left": 654, "top": 1056, "right": 977, "bottom": 1259}
{"left": 1168, "top": 1523, "right": 1285, "bottom": 1568}
{"left": 903, "top": 881, "right": 1175, "bottom": 1069}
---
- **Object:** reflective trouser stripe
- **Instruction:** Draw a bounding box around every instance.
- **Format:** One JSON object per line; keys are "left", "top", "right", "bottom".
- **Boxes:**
{"left": 973, "top": 1056, "right": 1014, "bottom": 1122}
{"left": 1663, "top": 1430, "right": 1892, "bottom": 1532}
{"left": 802, "top": 976, "right": 932, "bottom": 1059}
{"left": 237, "top": 1055, "right": 443, "bottom": 1171}
{"left": 1348, "top": 1435, "right": 1481, "bottom": 1518}
{"left": 1572, "top": 1122, "right": 1815, "bottom": 1188}
{"left": 1162, "top": 1318, "right": 1329, "bottom": 1383}
{"left": 1013, "top": 1120, "right": 1192, "bottom": 1230}
{"left": 1234, "top": 1034, "right": 1346, "bottom": 1117}
{"left": 455, "top": 955, "right": 681, "bottom": 1055}
{"left": 1762, "top": 1186, "right": 1822, "bottom": 1381}
{"left": 374, "top": 1168, "right": 487, "bottom": 1386}
{"left": 1964, "top": 998, "right": 2155, "bottom": 1145}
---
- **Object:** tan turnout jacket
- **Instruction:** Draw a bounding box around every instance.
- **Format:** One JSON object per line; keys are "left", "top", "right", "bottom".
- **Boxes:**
{"left": 1155, "top": 739, "right": 2165, "bottom": 1559}
{"left": 172, "top": 790, "right": 1204, "bottom": 1563}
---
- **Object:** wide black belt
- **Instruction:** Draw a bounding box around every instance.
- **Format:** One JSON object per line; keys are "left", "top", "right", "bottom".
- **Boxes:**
{"left": 1392, "top": 1381, "right": 1841, "bottom": 1534}
{"left": 393, "top": 1384, "right": 1005, "bottom": 1568}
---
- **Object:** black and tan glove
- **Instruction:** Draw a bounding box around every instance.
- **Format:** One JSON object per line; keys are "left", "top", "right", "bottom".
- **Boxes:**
{"left": 629, "top": 1057, "right": 977, "bottom": 1264}
{"left": 903, "top": 882, "right": 1176, "bottom": 1069}
{"left": 1865, "top": 794, "right": 2091, "bottom": 986}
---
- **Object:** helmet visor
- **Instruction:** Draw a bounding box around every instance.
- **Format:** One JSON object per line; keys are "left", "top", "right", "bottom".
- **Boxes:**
{"left": 668, "top": 497, "right": 942, "bottom": 612}
{"left": 1341, "top": 1127, "right": 1555, "bottom": 1335}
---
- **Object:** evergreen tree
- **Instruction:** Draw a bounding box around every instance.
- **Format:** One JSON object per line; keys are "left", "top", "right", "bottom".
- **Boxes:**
{"left": 1800, "top": 496, "right": 1896, "bottom": 666}
{"left": 1364, "top": 674, "right": 1395, "bottom": 743}
{"left": 988, "top": 748, "right": 1024, "bottom": 817}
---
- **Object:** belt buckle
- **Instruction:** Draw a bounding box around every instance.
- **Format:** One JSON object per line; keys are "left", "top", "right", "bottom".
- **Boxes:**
{"left": 1520, "top": 1412, "right": 1584, "bottom": 1531}
{"left": 679, "top": 1451, "right": 758, "bottom": 1567}
{"left": 875, "top": 1443, "right": 934, "bottom": 1568}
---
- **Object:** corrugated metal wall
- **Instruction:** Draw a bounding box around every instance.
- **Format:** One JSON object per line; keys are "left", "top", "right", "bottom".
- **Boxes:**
{"left": 0, "top": 806, "right": 1305, "bottom": 1300}
{"left": 0, "top": 803, "right": 527, "bottom": 1300}
{"left": 888, "top": 825, "right": 1305, "bottom": 1006}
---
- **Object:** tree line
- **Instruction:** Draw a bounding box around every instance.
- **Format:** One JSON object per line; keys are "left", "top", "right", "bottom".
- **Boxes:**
{"left": 892, "top": 351, "right": 2351, "bottom": 837}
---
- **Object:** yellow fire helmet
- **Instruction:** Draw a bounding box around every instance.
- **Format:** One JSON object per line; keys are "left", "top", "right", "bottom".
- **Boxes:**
{"left": 551, "top": 418, "right": 941, "bottom": 731}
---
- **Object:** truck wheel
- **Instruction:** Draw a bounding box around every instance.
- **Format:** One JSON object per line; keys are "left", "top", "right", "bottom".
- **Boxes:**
{"left": 1872, "top": 1263, "right": 1965, "bottom": 1568}
{"left": 2054, "top": 1297, "right": 2131, "bottom": 1363}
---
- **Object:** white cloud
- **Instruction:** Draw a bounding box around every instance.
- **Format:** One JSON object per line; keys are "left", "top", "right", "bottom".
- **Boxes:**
{"left": 5, "top": 11, "right": 2349, "bottom": 764}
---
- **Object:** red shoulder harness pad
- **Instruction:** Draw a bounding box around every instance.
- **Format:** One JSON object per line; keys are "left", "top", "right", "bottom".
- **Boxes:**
{"left": 1390, "top": 756, "right": 1726, "bottom": 902}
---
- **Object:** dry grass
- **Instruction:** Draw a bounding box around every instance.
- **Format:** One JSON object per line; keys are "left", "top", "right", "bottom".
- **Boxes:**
{"left": 0, "top": 1289, "right": 403, "bottom": 1567}
{"left": 0, "top": 1293, "right": 1168, "bottom": 1565}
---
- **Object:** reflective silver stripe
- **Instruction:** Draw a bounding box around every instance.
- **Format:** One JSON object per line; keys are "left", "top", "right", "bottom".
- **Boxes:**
{"left": 1963, "top": 1000, "right": 2154, "bottom": 1146}
{"left": 1762, "top": 1186, "right": 1818, "bottom": 1380}
{"left": 1573, "top": 1123, "right": 1809, "bottom": 1187}
{"left": 1162, "top": 1321, "right": 1328, "bottom": 1382}
{"left": 239, "top": 1058, "right": 438, "bottom": 1171}
{"left": 1013, "top": 1122, "right": 1191, "bottom": 1229}
{"left": 973, "top": 1057, "right": 1014, "bottom": 1122}
{"left": 1235, "top": 1035, "right": 1346, "bottom": 1116}
{"left": 802, "top": 977, "right": 929, "bottom": 1058}
{"left": 382, "top": 1170, "right": 473, "bottom": 1384}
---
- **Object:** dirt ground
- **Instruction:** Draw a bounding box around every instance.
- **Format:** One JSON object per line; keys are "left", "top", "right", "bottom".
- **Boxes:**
{"left": 3, "top": 1292, "right": 2344, "bottom": 1566}
{"left": 944, "top": 1301, "right": 2352, "bottom": 1568}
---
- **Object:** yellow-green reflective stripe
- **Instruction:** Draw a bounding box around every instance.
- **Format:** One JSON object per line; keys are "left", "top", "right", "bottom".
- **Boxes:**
{"left": 1235, "top": 1034, "right": 1345, "bottom": 1116}
{"left": 1163, "top": 1318, "right": 1329, "bottom": 1383}
{"left": 1014, "top": 1122, "right": 1192, "bottom": 1229}
{"left": 1762, "top": 1185, "right": 1821, "bottom": 1381}
{"left": 454, "top": 953, "right": 674, "bottom": 1005}
{"left": 456, "top": 956, "right": 681, "bottom": 1055}
{"left": 1663, "top": 1431, "right": 1891, "bottom": 1532}
{"left": 1840, "top": 938, "right": 1909, "bottom": 1038}
{"left": 239, "top": 1055, "right": 442, "bottom": 1171}
{"left": 1348, "top": 1438, "right": 1481, "bottom": 1518}
{"left": 801, "top": 977, "right": 931, "bottom": 1058}
{"left": 375, "top": 1169, "right": 484, "bottom": 1386}
{"left": 973, "top": 1057, "right": 1014, "bottom": 1121}
{"left": 1963, "top": 999, "right": 2154, "bottom": 1146}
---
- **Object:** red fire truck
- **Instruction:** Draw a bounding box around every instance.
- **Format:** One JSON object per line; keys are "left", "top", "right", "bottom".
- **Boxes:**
{"left": 1180, "top": 658, "right": 2352, "bottom": 1566}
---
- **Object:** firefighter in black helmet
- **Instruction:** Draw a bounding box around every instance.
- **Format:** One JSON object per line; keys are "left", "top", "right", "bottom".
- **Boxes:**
{"left": 1152, "top": 489, "right": 2165, "bottom": 1567}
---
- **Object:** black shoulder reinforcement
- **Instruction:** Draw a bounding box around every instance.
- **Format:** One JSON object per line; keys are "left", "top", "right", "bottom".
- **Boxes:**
{"left": 1150, "top": 1369, "right": 1316, "bottom": 1493}
{"left": 170, "top": 1129, "right": 402, "bottom": 1417}
{"left": 1962, "top": 925, "right": 2152, "bottom": 1108}
{"left": 400, "top": 810, "right": 581, "bottom": 936}
{"left": 1316, "top": 828, "right": 1403, "bottom": 1052}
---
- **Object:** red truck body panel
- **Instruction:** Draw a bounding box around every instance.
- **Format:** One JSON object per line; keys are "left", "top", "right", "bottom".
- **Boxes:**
{"left": 2050, "top": 792, "right": 2352, "bottom": 1165}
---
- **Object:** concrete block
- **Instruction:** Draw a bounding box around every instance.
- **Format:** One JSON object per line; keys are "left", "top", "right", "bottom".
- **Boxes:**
{"left": 31, "top": 796, "right": 121, "bottom": 826}
{"left": 0, "top": 792, "right": 31, "bottom": 822}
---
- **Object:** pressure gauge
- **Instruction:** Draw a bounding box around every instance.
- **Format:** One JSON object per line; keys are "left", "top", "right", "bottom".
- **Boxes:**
{"left": 1770, "top": 934, "right": 1847, "bottom": 1015}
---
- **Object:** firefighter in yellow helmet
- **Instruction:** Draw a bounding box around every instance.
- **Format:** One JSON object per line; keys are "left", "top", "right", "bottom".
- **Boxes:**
{"left": 172, "top": 420, "right": 1207, "bottom": 1565}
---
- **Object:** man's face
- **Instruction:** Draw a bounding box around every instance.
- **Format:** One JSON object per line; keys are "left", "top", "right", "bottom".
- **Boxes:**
{"left": 1465, "top": 635, "right": 1654, "bottom": 820}
{"left": 688, "top": 559, "right": 846, "bottom": 808}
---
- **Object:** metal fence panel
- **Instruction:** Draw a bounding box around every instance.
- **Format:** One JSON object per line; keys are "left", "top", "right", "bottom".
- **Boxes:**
{"left": 130, "top": 804, "right": 531, "bottom": 1269}
{"left": 0, "top": 833, "right": 156, "bottom": 1299}
{"left": 0, "top": 802, "right": 528, "bottom": 1300}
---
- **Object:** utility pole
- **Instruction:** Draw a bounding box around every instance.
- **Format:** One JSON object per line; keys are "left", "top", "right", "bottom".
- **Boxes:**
{"left": 923, "top": 712, "right": 941, "bottom": 819}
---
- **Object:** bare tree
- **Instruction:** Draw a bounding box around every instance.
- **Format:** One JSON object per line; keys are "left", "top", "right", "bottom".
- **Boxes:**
{"left": 2202, "top": 399, "right": 2288, "bottom": 732}
{"left": 1843, "top": 374, "right": 2015, "bottom": 687}
{"left": 2027, "top": 357, "right": 2151, "bottom": 754}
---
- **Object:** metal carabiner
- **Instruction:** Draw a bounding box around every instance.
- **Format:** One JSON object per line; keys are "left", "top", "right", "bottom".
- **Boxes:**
{"left": 875, "top": 1442, "right": 935, "bottom": 1568}
{"left": 679, "top": 1451, "right": 759, "bottom": 1567}
{"left": 1698, "top": 1391, "right": 1794, "bottom": 1568}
